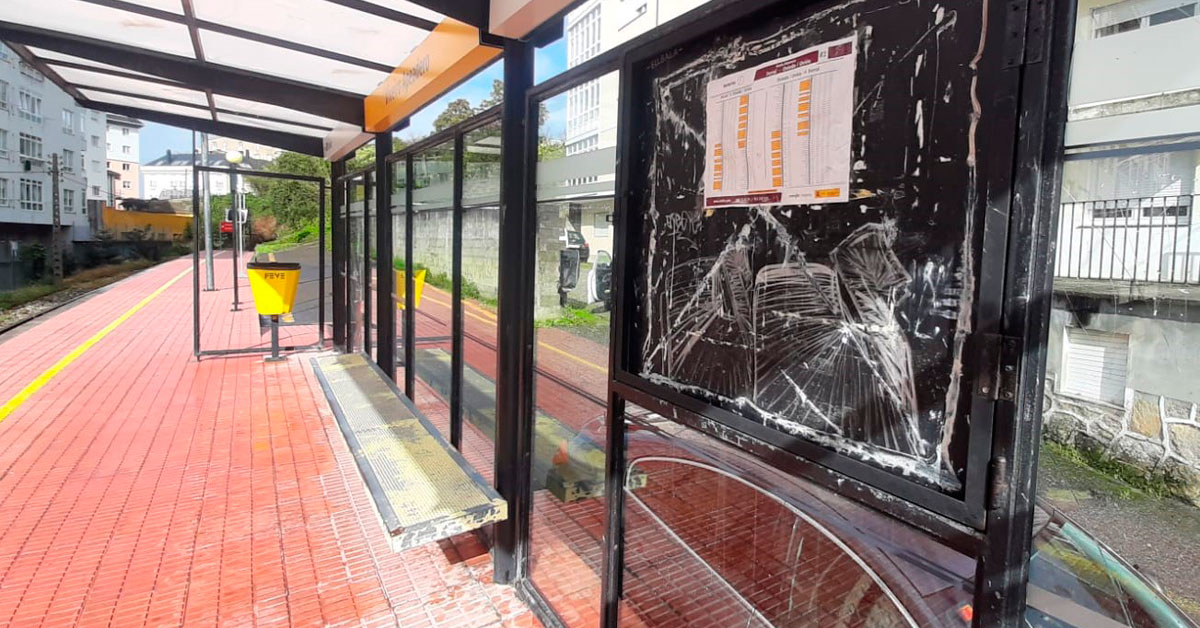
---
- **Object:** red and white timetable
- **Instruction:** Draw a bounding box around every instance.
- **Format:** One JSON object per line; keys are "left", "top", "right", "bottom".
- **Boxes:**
{"left": 704, "top": 36, "right": 856, "bottom": 208}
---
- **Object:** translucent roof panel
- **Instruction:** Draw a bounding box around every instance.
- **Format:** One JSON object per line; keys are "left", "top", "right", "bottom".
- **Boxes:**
{"left": 0, "top": 0, "right": 195, "bottom": 59}
{"left": 199, "top": 30, "right": 389, "bottom": 95}
{"left": 192, "top": 0, "right": 428, "bottom": 67}
{"left": 30, "top": 48, "right": 173, "bottom": 81}
{"left": 80, "top": 90, "right": 214, "bottom": 121}
{"left": 53, "top": 66, "right": 210, "bottom": 106}
{"left": 216, "top": 113, "right": 330, "bottom": 138}
{"left": 212, "top": 94, "right": 338, "bottom": 131}
{"left": 362, "top": 1, "right": 446, "bottom": 23}
{"left": 120, "top": 0, "right": 184, "bottom": 14}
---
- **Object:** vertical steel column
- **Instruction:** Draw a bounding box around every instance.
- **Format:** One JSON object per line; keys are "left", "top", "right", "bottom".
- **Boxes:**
{"left": 331, "top": 160, "right": 347, "bottom": 350}
{"left": 450, "top": 132, "right": 466, "bottom": 450}
{"left": 404, "top": 156, "right": 416, "bottom": 399}
{"left": 319, "top": 179, "right": 327, "bottom": 344}
{"left": 375, "top": 133, "right": 395, "bottom": 379}
{"left": 192, "top": 132, "right": 201, "bottom": 358}
{"left": 363, "top": 171, "right": 373, "bottom": 356}
{"left": 601, "top": 59, "right": 636, "bottom": 628}
{"left": 343, "top": 172, "right": 353, "bottom": 349}
{"left": 230, "top": 169, "right": 240, "bottom": 311}
{"left": 974, "top": 0, "right": 1074, "bottom": 625}
{"left": 493, "top": 38, "right": 536, "bottom": 585}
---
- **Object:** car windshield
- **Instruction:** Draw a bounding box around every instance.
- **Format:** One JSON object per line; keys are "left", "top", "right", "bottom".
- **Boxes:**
{"left": 566, "top": 231, "right": 585, "bottom": 245}
{"left": 1026, "top": 519, "right": 1193, "bottom": 627}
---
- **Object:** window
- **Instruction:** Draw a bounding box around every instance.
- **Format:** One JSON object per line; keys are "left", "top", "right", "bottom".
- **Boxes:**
{"left": 0, "top": 178, "right": 9, "bottom": 206}
{"left": 63, "top": 188, "right": 75, "bottom": 213}
{"left": 91, "top": 135, "right": 100, "bottom": 148}
{"left": 19, "top": 178, "right": 43, "bottom": 210}
{"left": 1093, "top": 0, "right": 1198, "bottom": 37}
{"left": 18, "top": 61, "right": 43, "bottom": 82}
{"left": 122, "top": 145, "right": 131, "bottom": 155}
{"left": 122, "top": 127, "right": 129, "bottom": 136}
{"left": 1062, "top": 328, "right": 1129, "bottom": 405}
{"left": 91, "top": 185, "right": 100, "bottom": 196}
{"left": 594, "top": 211, "right": 611, "bottom": 231}
{"left": 19, "top": 133, "right": 42, "bottom": 163}
{"left": 18, "top": 90, "right": 42, "bottom": 123}
{"left": 122, "top": 163, "right": 130, "bottom": 171}
{"left": 122, "top": 181, "right": 131, "bottom": 189}
{"left": 62, "top": 149, "right": 75, "bottom": 172}
{"left": 567, "top": 5, "right": 601, "bottom": 68}
{"left": 62, "top": 109, "right": 75, "bottom": 134}
{"left": 0, "top": 129, "right": 8, "bottom": 158}
{"left": 0, "top": 80, "right": 8, "bottom": 110}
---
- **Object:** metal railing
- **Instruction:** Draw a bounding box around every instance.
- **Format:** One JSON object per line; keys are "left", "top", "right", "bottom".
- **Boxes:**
{"left": 1055, "top": 194, "right": 1200, "bottom": 284}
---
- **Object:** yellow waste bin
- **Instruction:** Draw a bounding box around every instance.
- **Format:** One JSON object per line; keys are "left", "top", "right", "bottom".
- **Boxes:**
{"left": 395, "top": 268, "right": 427, "bottom": 309}
{"left": 247, "top": 262, "right": 302, "bottom": 315}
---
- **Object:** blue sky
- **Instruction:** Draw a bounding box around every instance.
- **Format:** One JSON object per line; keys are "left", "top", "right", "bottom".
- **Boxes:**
{"left": 140, "top": 37, "right": 567, "bottom": 163}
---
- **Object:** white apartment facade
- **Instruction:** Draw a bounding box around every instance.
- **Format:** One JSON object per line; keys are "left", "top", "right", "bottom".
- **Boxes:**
{"left": 142, "top": 150, "right": 265, "bottom": 200}
{"left": 0, "top": 44, "right": 92, "bottom": 242}
{"left": 105, "top": 114, "right": 141, "bottom": 200}
{"left": 560, "top": 0, "right": 706, "bottom": 257}
{"left": 207, "top": 136, "right": 281, "bottom": 162}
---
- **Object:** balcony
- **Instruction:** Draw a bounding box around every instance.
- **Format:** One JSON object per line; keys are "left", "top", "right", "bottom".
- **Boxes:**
{"left": 1054, "top": 194, "right": 1200, "bottom": 304}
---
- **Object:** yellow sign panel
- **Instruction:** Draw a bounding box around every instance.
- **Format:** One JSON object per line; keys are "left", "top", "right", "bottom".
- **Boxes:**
{"left": 247, "top": 263, "right": 302, "bottom": 316}
{"left": 395, "top": 269, "right": 427, "bottom": 309}
{"left": 364, "top": 19, "right": 501, "bottom": 133}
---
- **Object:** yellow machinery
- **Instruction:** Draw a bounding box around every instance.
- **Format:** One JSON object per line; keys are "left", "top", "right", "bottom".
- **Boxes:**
{"left": 395, "top": 268, "right": 427, "bottom": 309}
{"left": 247, "top": 261, "right": 302, "bottom": 361}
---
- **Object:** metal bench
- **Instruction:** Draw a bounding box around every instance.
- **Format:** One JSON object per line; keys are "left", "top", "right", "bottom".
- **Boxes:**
{"left": 312, "top": 353, "right": 506, "bottom": 551}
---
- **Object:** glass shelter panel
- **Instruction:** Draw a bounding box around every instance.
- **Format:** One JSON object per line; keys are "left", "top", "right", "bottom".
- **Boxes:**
{"left": 459, "top": 120, "right": 502, "bottom": 474}
{"left": 409, "top": 142, "right": 456, "bottom": 438}
{"left": 527, "top": 79, "right": 618, "bottom": 618}
{"left": 347, "top": 175, "right": 367, "bottom": 353}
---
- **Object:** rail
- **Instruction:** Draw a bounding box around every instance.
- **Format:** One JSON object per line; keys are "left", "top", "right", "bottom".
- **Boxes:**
{"left": 1055, "top": 194, "right": 1199, "bottom": 284}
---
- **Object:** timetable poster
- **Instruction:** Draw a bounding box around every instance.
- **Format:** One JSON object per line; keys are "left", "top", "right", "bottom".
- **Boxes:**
{"left": 704, "top": 37, "right": 856, "bottom": 207}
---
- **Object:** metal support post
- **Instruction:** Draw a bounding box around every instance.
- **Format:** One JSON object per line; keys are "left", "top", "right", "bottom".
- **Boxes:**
{"left": 331, "top": 159, "right": 346, "bottom": 349}
{"left": 192, "top": 132, "right": 201, "bottom": 358}
{"left": 319, "top": 180, "right": 327, "bottom": 345}
{"left": 363, "top": 171, "right": 373, "bottom": 356}
{"left": 403, "top": 156, "right": 415, "bottom": 399}
{"left": 450, "top": 131, "right": 465, "bottom": 450}
{"left": 202, "top": 133, "right": 214, "bottom": 291}
{"left": 230, "top": 168, "right": 240, "bottom": 311}
{"left": 265, "top": 315, "right": 284, "bottom": 362}
{"left": 493, "top": 37, "right": 535, "bottom": 585}
{"left": 974, "top": 0, "right": 1074, "bottom": 625}
{"left": 375, "top": 132, "right": 395, "bottom": 379}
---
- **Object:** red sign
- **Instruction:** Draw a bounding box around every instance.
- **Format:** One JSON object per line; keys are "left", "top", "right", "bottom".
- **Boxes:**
{"left": 220, "top": 220, "right": 234, "bottom": 233}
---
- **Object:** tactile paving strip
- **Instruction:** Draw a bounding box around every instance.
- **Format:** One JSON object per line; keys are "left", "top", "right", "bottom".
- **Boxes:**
{"left": 313, "top": 353, "right": 507, "bottom": 550}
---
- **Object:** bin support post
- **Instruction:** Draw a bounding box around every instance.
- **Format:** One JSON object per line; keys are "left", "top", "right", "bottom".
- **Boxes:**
{"left": 266, "top": 315, "right": 284, "bottom": 362}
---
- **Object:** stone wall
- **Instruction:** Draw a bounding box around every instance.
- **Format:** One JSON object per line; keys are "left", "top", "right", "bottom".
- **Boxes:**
{"left": 391, "top": 204, "right": 570, "bottom": 319}
{"left": 1043, "top": 376, "right": 1200, "bottom": 502}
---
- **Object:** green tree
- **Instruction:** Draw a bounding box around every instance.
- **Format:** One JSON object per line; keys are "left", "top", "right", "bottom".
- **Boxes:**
{"left": 479, "top": 79, "right": 549, "bottom": 126}
{"left": 346, "top": 137, "right": 408, "bottom": 172}
{"left": 245, "top": 152, "right": 330, "bottom": 233}
{"left": 434, "top": 98, "right": 475, "bottom": 132}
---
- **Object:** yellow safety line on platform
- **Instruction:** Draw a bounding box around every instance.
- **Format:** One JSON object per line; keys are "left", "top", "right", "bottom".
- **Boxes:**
{"left": 0, "top": 266, "right": 192, "bottom": 423}
{"left": 420, "top": 293, "right": 606, "bottom": 374}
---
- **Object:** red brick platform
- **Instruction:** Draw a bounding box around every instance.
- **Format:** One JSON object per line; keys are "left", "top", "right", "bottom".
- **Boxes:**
{"left": 0, "top": 254, "right": 540, "bottom": 628}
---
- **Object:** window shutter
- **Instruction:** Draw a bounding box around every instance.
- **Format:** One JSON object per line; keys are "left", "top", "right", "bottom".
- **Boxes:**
{"left": 1062, "top": 328, "right": 1129, "bottom": 405}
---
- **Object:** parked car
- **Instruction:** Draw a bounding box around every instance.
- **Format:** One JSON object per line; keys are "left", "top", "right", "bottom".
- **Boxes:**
{"left": 563, "top": 228, "right": 590, "bottom": 263}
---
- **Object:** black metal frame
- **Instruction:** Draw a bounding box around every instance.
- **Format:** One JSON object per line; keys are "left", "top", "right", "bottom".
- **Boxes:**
{"left": 190, "top": 165, "right": 328, "bottom": 359}
{"left": 319, "top": 1, "right": 1073, "bottom": 626}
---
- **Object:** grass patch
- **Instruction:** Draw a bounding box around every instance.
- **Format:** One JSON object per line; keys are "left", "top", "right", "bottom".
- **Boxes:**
{"left": 1041, "top": 439, "right": 1191, "bottom": 500}
{"left": 0, "top": 259, "right": 158, "bottom": 312}
{"left": 535, "top": 306, "right": 603, "bottom": 329}
{"left": 255, "top": 220, "right": 329, "bottom": 256}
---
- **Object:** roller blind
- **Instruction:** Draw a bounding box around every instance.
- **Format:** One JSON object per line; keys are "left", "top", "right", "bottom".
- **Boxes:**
{"left": 1062, "top": 328, "right": 1129, "bottom": 405}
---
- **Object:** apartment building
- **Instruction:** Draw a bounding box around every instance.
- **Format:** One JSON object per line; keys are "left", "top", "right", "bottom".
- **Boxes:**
{"left": 105, "top": 114, "right": 141, "bottom": 200}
